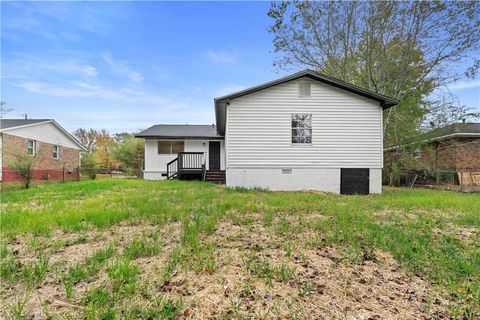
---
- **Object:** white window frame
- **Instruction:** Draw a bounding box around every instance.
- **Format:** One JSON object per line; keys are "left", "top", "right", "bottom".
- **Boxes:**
{"left": 291, "top": 113, "right": 313, "bottom": 144}
{"left": 53, "top": 145, "right": 60, "bottom": 160}
{"left": 27, "top": 139, "right": 36, "bottom": 155}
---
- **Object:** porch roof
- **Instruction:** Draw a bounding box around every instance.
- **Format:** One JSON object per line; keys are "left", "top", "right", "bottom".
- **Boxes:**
{"left": 135, "top": 124, "right": 224, "bottom": 140}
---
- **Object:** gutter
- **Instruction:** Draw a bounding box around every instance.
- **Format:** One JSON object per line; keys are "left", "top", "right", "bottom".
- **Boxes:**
{"left": 384, "top": 133, "right": 480, "bottom": 151}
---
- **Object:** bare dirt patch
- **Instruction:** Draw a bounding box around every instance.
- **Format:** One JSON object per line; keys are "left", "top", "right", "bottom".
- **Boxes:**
{"left": 1, "top": 214, "right": 452, "bottom": 319}
{"left": 432, "top": 223, "right": 479, "bottom": 245}
{"left": 0, "top": 220, "right": 180, "bottom": 319}
{"left": 146, "top": 217, "right": 449, "bottom": 319}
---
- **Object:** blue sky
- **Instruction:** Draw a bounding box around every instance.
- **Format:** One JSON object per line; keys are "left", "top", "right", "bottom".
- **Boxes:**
{"left": 2, "top": 2, "right": 479, "bottom": 133}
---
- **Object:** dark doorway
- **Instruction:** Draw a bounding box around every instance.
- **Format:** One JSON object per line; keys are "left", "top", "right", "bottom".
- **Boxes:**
{"left": 340, "top": 168, "right": 369, "bottom": 195}
{"left": 209, "top": 141, "right": 221, "bottom": 170}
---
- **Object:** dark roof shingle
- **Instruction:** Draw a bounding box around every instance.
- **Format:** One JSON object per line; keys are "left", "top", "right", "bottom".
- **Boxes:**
{"left": 1, "top": 119, "right": 51, "bottom": 130}
{"left": 135, "top": 124, "right": 223, "bottom": 139}
{"left": 422, "top": 122, "right": 480, "bottom": 140}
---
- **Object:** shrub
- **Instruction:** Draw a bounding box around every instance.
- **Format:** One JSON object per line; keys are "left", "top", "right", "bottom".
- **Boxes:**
{"left": 388, "top": 161, "right": 401, "bottom": 186}
{"left": 9, "top": 152, "right": 36, "bottom": 189}
{"left": 81, "top": 153, "right": 97, "bottom": 180}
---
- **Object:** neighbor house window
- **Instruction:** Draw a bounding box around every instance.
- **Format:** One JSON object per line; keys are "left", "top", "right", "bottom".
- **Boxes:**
{"left": 292, "top": 113, "right": 312, "bottom": 143}
{"left": 158, "top": 141, "right": 185, "bottom": 154}
{"left": 53, "top": 145, "right": 59, "bottom": 159}
{"left": 27, "top": 139, "right": 36, "bottom": 155}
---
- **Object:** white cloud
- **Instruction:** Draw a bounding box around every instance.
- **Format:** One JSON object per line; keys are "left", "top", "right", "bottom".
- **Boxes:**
{"left": 15, "top": 80, "right": 179, "bottom": 107}
{"left": 12, "top": 79, "right": 215, "bottom": 132}
{"left": 82, "top": 65, "right": 98, "bottom": 77}
{"left": 102, "top": 52, "right": 143, "bottom": 82}
{"left": 2, "top": 57, "right": 98, "bottom": 79}
{"left": 449, "top": 79, "right": 480, "bottom": 90}
{"left": 203, "top": 49, "right": 239, "bottom": 64}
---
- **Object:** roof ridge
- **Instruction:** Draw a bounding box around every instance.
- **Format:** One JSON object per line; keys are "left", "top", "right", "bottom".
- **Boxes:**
{"left": 151, "top": 124, "right": 215, "bottom": 126}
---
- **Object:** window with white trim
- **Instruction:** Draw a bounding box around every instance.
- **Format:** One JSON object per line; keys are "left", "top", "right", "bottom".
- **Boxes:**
{"left": 53, "top": 145, "right": 60, "bottom": 159}
{"left": 157, "top": 141, "right": 185, "bottom": 154}
{"left": 27, "top": 139, "right": 36, "bottom": 155}
{"left": 292, "top": 113, "right": 312, "bottom": 144}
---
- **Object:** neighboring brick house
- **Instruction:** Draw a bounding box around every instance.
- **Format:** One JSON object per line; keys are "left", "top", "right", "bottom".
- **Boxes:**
{"left": 0, "top": 119, "right": 86, "bottom": 183}
{"left": 413, "top": 123, "right": 479, "bottom": 171}
{"left": 385, "top": 122, "right": 480, "bottom": 186}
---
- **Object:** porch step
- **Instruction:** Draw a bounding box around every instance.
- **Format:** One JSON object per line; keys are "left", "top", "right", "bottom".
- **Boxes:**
{"left": 205, "top": 170, "right": 226, "bottom": 184}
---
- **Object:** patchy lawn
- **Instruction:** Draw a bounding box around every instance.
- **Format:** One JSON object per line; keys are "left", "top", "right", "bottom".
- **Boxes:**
{"left": 0, "top": 180, "right": 478, "bottom": 319}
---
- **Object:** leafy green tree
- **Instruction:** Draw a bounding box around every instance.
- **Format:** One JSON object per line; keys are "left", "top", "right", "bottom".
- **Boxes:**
{"left": 112, "top": 133, "right": 144, "bottom": 177}
{"left": 9, "top": 152, "right": 36, "bottom": 189}
{"left": 268, "top": 1, "right": 480, "bottom": 147}
{"left": 81, "top": 152, "right": 97, "bottom": 180}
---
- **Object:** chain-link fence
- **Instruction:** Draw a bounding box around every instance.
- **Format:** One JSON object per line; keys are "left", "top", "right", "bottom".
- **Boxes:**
{"left": 391, "top": 170, "right": 480, "bottom": 192}
{"left": 79, "top": 161, "right": 143, "bottom": 180}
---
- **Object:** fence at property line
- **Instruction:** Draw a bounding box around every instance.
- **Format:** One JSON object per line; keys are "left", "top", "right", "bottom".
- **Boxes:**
{"left": 2, "top": 167, "right": 81, "bottom": 183}
{"left": 392, "top": 170, "right": 480, "bottom": 192}
{"left": 79, "top": 161, "right": 144, "bottom": 179}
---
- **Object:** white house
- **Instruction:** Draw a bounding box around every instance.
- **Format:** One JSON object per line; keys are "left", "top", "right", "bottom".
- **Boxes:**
{"left": 136, "top": 70, "right": 398, "bottom": 194}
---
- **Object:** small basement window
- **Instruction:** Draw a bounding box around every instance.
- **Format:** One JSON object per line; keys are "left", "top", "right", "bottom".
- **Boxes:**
{"left": 27, "top": 139, "right": 36, "bottom": 155}
{"left": 292, "top": 113, "right": 312, "bottom": 143}
{"left": 158, "top": 141, "right": 185, "bottom": 154}
{"left": 53, "top": 145, "right": 60, "bottom": 159}
{"left": 298, "top": 81, "right": 311, "bottom": 98}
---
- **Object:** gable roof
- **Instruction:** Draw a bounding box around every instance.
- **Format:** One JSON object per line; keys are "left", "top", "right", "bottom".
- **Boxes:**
{"left": 384, "top": 122, "right": 480, "bottom": 151}
{"left": 420, "top": 122, "right": 480, "bottom": 141}
{"left": 214, "top": 69, "right": 399, "bottom": 135}
{"left": 1, "top": 119, "right": 51, "bottom": 129}
{"left": 135, "top": 124, "right": 223, "bottom": 139}
{"left": 0, "top": 118, "right": 87, "bottom": 151}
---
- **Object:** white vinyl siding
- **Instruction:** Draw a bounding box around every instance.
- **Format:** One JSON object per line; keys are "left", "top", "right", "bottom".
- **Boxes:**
{"left": 3, "top": 122, "right": 82, "bottom": 150}
{"left": 226, "top": 77, "right": 383, "bottom": 169}
{"left": 143, "top": 139, "right": 225, "bottom": 177}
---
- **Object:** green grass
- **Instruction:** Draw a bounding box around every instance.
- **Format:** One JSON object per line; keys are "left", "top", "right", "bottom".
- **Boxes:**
{"left": 124, "top": 236, "right": 162, "bottom": 260}
{"left": 1, "top": 179, "right": 479, "bottom": 317}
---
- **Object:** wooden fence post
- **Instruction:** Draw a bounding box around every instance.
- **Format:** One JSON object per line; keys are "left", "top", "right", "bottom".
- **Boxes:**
{"left": 459, "top": 171, "right": 463, "bottom": 192}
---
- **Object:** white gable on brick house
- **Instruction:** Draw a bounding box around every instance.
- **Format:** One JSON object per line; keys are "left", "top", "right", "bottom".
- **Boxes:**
{"left": 0, "top": 119, "right": 85, "bottom": 150}
{"left": 1, "top": 119, "right": 86, "bottom": 182}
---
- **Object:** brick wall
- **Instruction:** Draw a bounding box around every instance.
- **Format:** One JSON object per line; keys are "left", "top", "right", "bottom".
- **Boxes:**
{"left": 2, "top": 133, "right": 80, "bottom": 182}
{"left": 384, "top": 137, "right": 480, "bottom": 172}
{"left": 434, "top": 138, "right": 480, "bottom": 171}
{"left": 454, "top": 138, "right": 480, "bottom": 171}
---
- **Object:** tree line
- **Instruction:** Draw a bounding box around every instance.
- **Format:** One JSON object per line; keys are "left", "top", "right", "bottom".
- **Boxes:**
{"left": 268, "top": 0, "right": 480, "bottom": 183}
{"left": 73, "top": 128, "right": 144, "bottom": 179}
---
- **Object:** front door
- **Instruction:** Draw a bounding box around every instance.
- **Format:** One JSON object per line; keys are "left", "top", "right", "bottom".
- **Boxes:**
{"left": 209, "top": 141, "right": 221, "bottom": 170}
{"left": 340, "top": 168, "right": 370, "bottom": 195}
